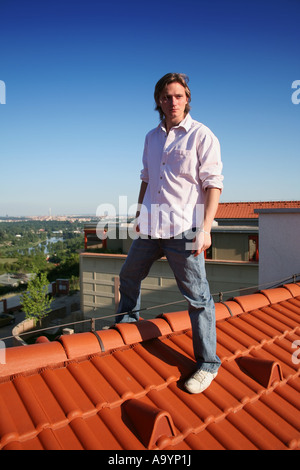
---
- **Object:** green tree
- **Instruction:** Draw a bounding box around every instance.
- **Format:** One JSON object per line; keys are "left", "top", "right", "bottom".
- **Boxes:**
{"left": 20, "top": 272, "right": 52, "bottom": 325}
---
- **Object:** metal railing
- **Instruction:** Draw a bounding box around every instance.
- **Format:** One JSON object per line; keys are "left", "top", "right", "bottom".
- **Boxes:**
{"left": 1, "top": 273, "right": 299, "bottom": 344}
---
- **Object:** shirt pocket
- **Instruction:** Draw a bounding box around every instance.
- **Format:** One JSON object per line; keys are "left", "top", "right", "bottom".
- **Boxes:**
{"left": 170, "top": 149, "right": 195, "bottom": 177}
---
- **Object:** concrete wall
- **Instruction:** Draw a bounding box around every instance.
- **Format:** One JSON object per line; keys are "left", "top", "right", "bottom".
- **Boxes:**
{"left": 80, "top": 253, "right": 258, "bottom": 328}
{"left": 12, "top": 318, "right": 36, "bottom": 346}
{"left": 256, "top": 208, "right": 300, "bottom": 286}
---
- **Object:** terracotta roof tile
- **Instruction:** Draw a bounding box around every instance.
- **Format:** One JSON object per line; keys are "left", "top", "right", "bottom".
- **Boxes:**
{"left": 0, "top": 283, "right": 299, "bottom": 450}
{"left": 283, "top": 283, "right": 300, "bottom": 297}
{"left": 114, "top": 317, "right": 173, "bottom": 345}
{"left": 233, "top": 292, "right": 270, "bottom": 312}
{"left": 60, "top": 332, "right": 101, "bottom": 360}
{"left": 260, "top": 287, "right": 295, "bottom": 303}
{"left": 0, "top": 342, "right": 67, "bottom": 378}
{"left": 160, "top": 310, "right": 191, "bottom": 331}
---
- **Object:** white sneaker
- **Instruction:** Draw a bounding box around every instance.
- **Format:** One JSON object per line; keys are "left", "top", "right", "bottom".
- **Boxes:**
{"left": 184, "top": 369, "right": 218, "bottom": 394}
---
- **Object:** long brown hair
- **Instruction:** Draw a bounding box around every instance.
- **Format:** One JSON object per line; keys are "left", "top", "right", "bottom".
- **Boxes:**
{"left": 154, "top": 73, "right": 191, "bottom": 121}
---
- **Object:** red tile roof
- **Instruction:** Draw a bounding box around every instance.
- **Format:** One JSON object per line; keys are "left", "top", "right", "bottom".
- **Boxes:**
{"left": 0, "top": 283, "right": 300, "bottom": 450}
{"left": 216, "top": 201, "right": 300, "bottom": 219}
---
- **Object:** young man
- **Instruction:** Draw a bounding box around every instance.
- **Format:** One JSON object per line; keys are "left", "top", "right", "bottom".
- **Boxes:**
{"left": 116, "top": 73, "right": 224, "bottom": 394}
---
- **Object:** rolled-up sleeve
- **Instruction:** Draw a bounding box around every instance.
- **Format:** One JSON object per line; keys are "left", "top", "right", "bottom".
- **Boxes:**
{"left": 140, "top": 136, "right": 149, "bottom": 183}
{"left": 198, "top": 131, "right": 224, "bottom": 192}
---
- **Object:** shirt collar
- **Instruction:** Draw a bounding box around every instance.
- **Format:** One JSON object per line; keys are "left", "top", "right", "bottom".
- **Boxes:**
{"left": 160, "top": 113, "right": 193, "bottom": 133}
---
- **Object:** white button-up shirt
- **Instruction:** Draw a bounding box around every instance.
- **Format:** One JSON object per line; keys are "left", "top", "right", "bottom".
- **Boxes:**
{"left": 139, "top": 114, "right": 224, "bottom": 238}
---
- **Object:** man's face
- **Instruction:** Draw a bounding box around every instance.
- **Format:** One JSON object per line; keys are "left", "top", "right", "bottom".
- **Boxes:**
{"left": 159, "top": 82, "right": 189, "bottom": 125}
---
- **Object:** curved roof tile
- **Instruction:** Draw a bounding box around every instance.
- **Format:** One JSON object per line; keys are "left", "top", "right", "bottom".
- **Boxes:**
{"left": 234, "top": 293, "right": 270, "bottom": 312}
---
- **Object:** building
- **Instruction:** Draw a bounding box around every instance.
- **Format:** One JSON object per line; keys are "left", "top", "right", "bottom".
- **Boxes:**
{"left": 207, "top": 200, "right": 300, "bottom": 262}
{"left": 255, "top": 207, "right": 300, "bottom": 287}
{"left": 80, "top": 202, "right": 300, "bottom": 320}
{"left": 84, "top": 201, "right": 300, "bottom": 261}
{"left": 80, "top": 251, "right": 259, "bottom": 326}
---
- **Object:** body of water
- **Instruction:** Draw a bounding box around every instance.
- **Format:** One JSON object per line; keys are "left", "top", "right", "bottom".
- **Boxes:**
{"left": 26, "top": 237, "right": 64, "bottom": 255}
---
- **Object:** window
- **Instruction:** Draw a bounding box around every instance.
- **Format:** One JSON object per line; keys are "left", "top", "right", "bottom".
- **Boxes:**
{"left": 248, "top": 235, "right": 259, "bottom": 261}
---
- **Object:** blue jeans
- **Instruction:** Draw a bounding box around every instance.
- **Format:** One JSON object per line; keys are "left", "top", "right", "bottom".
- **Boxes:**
{"left": 116, "top": 232, "right": 221, "bottom": 373}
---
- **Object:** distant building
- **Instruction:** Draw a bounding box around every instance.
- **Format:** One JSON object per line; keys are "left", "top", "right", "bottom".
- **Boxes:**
{"left": 211, "top": 201, "right": 300, "bottom": 262}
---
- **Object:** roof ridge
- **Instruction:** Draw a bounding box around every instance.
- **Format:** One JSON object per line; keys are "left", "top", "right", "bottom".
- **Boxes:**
{"left": 0, "top": 283, "right": 299, "bottom": 382}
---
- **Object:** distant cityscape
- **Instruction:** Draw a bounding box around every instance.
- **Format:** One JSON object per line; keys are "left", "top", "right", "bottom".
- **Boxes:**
{"left": 0, "top": 213, "right": 134, "bottom": 224}
{"left": 0, "top": 215, "right": 96, "bottom": 223}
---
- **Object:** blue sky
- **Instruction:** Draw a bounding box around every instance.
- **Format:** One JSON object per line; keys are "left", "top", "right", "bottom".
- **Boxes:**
{"left": 0, "top": 0, "right": 299, "bottom": 216}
